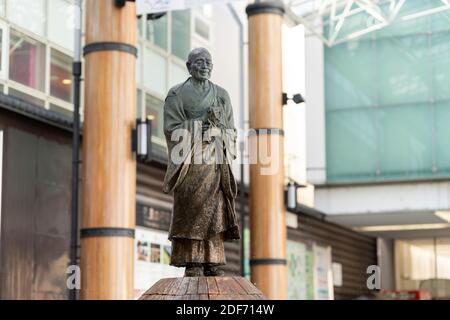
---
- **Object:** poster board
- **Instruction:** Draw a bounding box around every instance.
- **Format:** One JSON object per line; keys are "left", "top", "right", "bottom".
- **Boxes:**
{"left": 313, "top": 244, "right": 334, "bottom": 300}
{"left": 287, "top": 240, "right": 315, "bottom": 300}
{"left": 134, "top": 227, "right": 184, "bottom": 299}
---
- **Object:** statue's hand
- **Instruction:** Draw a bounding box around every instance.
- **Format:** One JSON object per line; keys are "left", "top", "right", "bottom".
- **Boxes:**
{"left": 203, "top": 126, "right": 221, "bottom": 143}
{"left": 207, "top": 107, "right": 222, "bottom": 127}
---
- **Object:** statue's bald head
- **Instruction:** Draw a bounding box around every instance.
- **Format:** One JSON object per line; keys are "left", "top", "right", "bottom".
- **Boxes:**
{"left": 186, "top": 48, "right": 213, "bottom": 81}
{"left": 187, "top": 47, "right": 211, "bottom": 64}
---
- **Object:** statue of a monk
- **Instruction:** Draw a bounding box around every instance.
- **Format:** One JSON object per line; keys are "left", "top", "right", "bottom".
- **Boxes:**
{"left": 163, "top": 48, "right": 240, "bottom": 277}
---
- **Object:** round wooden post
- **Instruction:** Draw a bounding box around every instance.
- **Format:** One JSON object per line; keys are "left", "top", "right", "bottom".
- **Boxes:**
{"left": 80, "top": 0, "right": 137, "bottom": 300}
{"left": 246, "top": 2, "right": 287, "bottom": 300}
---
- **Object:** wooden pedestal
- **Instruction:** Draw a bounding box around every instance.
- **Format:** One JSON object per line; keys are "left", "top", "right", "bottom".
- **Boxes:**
{"left": 139, "top": 277, "right": 266, "bottom": 300}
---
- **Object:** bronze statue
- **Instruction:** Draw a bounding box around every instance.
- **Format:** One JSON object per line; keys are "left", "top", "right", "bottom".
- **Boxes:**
{"left": 163, "top": 48, "right": 240, "bottom": 277}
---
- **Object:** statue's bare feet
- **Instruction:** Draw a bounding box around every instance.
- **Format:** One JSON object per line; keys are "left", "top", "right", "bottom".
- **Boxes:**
{"left": 184, "top": 263, "right": 203, "bottom": 277}
{"left": 203, "top": 264, "right": 225, "bottom": 277}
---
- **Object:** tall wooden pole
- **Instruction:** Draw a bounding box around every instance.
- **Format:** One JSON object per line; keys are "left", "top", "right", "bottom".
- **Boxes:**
{"left": 81, "top": 0, "right": 137, "bottom": 300}
{"left": 246, "top": 2, "right": 287, "bottom": 300}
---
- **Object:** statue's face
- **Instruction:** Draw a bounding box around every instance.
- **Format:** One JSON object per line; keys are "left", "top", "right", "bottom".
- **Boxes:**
{"left": 188, "top": 53, "right": 213, "bottom": 81}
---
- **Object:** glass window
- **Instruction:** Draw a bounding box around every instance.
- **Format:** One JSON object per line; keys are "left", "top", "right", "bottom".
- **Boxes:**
{"left": 377, "top": 105, "right": 433, "bottom": 178}
{"left": 396, "top": 238, "right": 450, "bottom": 293}
{"left": 431, "top": 32, "right": 450, "bottom": 101}
{"left": 435, "top": 103, "right": 450, "bottom": 174}
{"left": 325, "top": 40, "right": 376, "bottom": 110}
{"left": 171, "top": 10, "right": 190, "bottom": 60}
{"left": 432, "top": 10, "right": 450, "bottom": 33}
{"left": 0, "top": 26, "right": 4, "bottom": 78}
{"left": 169, "top": 62, "right": 188, "bottom": 88}
{"left": 137, "top": 89, "right": 143, "bottom": 119}
{"left": 48, "top": 0, "right": 75, "bottom": 51}
{"left": 326, "top": 109, "right": 378, "bottom": 182}
{"left": 145, "top": 93, "right": 166, "bottom": 155}
{"left": 50, "top": 49, "right": 73, "bottom": 103}
{"left": 137, "top": 16, "right": 143, "bottom": 39}
{"left": 377, "top": 35, "right": 431, "bottom": 106}
{"left": 9, "top": 29, "right": 46, "bottom": 91}
{"left": 146, "top": 15, "right": 167, "bottom": 50}
{"left": 324, "top": 2, "right": 450, "bottom": 183}
{"left": 436, "top": 238, "right": 450, "bottom": 279}
{"left": 136, "top": 45, "right": 142, "bottom": 84}
{"left": 396, "top": 239, "right": 436, "bottom": 291}
{"left": 195, "top": 18, "right": 209, "bottom": 40}
{"left": 143, "top": 47, "right": 166, "bottom": 96}
{"left": 145, "top": 93, "right": 164, "bottom": 140}
{"left": 9, "top": 87, "right": 45, "bottom": 107}
{"left": 7, "top": 0, "right": 46, "bottom": 36}
{"left": 0, "top": 0, "right": 5, "bottom": 16}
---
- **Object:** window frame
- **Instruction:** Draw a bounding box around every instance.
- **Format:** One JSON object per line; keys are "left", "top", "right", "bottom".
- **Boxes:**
{"left": 46, "top": 0, "right": 76, "bottom": 52}
{"left": 193, "top": 14, "right": 210, "bottom": 42}
{"left": 6, "top": 0, "right": 47, "bottom": 38}
{"left": 0, "top": 12, "right": 75, "bottom": 111}
{"left": 49, "top": 47, "right": 74, "bottom": 105}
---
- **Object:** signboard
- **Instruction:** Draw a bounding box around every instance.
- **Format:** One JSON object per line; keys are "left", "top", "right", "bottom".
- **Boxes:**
{"left": 287, "top": 240, "right": 307, "bottom": 299}
{"left": 243, "top": 227, "right": 251, "bottom": 280}
{"left": 313, "top": 244, "right": 334, "bottom": 300}
{"left": 134, "top": 227, "right": 184, "bottom": 299}
{"left": 287, "top": 240, "right": 315, "bottom": 300}
{"left": 332, "top": 262, "right": 343, "bottom": 287}
{"left": 137, "top": 0, "right": 233, "bottom": 14}
{"left": 304, "top": 246, "right": 315, "bottom": 299}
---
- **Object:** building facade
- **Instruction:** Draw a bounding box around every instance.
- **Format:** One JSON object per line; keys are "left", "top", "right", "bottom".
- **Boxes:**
{"left": 305, "top": 0, "right": 450, "bottom": 296}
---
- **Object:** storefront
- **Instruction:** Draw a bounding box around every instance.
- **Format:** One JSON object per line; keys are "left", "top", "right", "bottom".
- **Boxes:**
{"left": 394, "top": 238, "right": 450, "bottom": 299}
{"left": 285, "top": 206, "right": 378, "bottom": 300}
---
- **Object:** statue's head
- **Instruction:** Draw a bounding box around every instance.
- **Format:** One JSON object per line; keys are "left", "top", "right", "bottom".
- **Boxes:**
{"left": 186, "top": 47, "right": 213, "bottom": 81}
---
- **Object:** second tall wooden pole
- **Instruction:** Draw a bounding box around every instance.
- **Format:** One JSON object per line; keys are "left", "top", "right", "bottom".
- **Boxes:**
{"left": 81, "top": 0, "right": 137, "bottom": 300}
{"left": 246, "top": 2, "right": 287, "bottom": 300}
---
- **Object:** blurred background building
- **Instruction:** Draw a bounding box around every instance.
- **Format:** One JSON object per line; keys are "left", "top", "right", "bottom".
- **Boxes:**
{"left": 300, "top": 0, "right": 450, "bottom": 297}
{"left": 1, "top": 0, "right": 448, "bottom": 300}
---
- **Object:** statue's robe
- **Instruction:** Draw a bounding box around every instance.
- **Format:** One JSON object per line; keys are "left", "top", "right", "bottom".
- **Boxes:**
{"left": 163, "top": 78, "right": 240, "bottom": 267}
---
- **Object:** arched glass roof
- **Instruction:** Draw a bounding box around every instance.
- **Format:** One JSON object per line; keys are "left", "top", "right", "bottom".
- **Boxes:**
{"left": 284, "top": 0, "right": 450, "bottom": 46}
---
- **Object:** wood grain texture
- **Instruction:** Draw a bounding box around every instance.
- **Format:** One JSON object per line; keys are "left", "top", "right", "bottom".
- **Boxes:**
{"left": 248, "top": 13, "right": 283, "bottom": 129}
{"left": 139, "top": 277, "right": 266, "bottom": 300}
{"left": 80, "top": 237, "right": 134, "bottom": 300}
{"left": 81, "top": 0, "right": 137, "bottom": 300}
{"left": 247, "top": 11, "right": 287, "bottom": 300}
{"left": 85, "top": 0, "right": 136, "bottom": 45}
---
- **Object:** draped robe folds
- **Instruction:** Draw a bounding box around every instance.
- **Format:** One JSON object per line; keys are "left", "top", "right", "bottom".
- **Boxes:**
{"left": 163, "top": 78, "right": 240, "bottom": 259}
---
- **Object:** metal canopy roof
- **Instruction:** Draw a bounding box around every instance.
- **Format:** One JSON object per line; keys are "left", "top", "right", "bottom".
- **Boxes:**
{"left": 283, "top": 0, "right": 450, "bottom": 46}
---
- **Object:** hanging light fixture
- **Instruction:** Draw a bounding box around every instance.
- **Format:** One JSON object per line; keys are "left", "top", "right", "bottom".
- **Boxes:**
{"left": 286, "top": 181, "right": 298, "bottom": 211}
{"left": 132, "top": 117, "right": 152, "bottom": 162}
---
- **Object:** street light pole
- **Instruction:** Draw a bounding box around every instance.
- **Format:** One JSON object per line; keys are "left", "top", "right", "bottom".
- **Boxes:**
{"left": 227, "top": 2, "right": 247, "bottom": 278}
{"left": 69, "top": 0, "right": 83, "bottom": 301}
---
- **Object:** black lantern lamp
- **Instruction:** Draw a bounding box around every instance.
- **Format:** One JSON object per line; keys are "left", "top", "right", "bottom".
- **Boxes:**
{"left": 285, "top": 180, "right": 307, "bottom": 211}
{"left": 132, "top": 116, "right": 152, "bottom": 162}
{"left": 286, "top": 181, "right": 298, "bottom": 211}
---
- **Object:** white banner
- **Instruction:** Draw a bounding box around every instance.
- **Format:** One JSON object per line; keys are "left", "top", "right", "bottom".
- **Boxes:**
{"left": 137, "top": 0, "right": 230, "bottom": 14}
